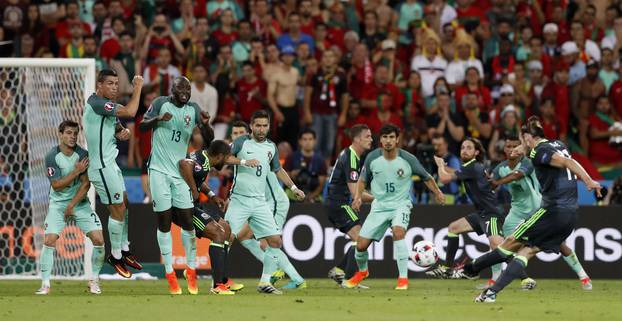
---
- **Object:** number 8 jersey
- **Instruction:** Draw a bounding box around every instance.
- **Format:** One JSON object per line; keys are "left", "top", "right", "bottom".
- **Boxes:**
{"left": 529, "top": 139, "right": 578, "bottom": 209}
{"left": 230, "top": 134, "right": 281, "bottom": 198}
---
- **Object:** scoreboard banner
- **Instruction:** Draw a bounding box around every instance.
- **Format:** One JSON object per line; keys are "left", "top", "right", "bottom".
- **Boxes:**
{"left": 99, "top": 204, "right": 622, "bottom": 279}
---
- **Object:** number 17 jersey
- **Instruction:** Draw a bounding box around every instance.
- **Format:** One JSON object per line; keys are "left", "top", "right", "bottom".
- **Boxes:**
{"left": 529, "top": 139, "right": 578, "bottom": 209}
{"left": 230, "top": 135, "right": 281, "bottom": 198}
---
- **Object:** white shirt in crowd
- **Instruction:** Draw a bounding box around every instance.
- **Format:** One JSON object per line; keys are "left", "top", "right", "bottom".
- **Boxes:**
{"left": 583, "top": 39, "right": 601, "bottom": 62}
{"left": 411, "top": 54, "right": 448, "bottom": 97}
{"left": 190, "top": 82, "right": 218, "bottom": 124}
{"left": 142, "top": 65, "right": 181, "bottom": 95}
{"left": 445, "top": 58, "right": 484, "bottom": 85}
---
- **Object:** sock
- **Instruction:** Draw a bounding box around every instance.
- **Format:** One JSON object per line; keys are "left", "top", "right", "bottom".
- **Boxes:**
{"left": 240, "top": 239, "right": 265, "bottom": 262}
{"left": 563, "top": 251, "right": 589, "bottom": 279}
{"left": 209, "top": 242, "right": 226, "bottom": 287}
{"left": 394, "top": 239, "right": 409, "bottom": 278}
{"left": 336, "top": 247, "right": 349, "bottom": 270}
{"left": 181, "top": 229, "right": 197, "bottom": 269}
{"left": 108, "top": 218, "right": 124, "bottom": 259}
{"left": 260, "top": 247, "right": 279, "bottom": 284}
{"left": 275, "top": 249, "right": 303, "bottom": 283}
{"left": 156, "top": 230, "right": 173, "bottom": 273}
{"left": 354, "top": 248, "right": 369, "bottom": 272}
{"left": 467, "top": 247, "right": 513, "bottom": 275}
{"left": 91, "top": 245, "right": 105, "bottom": 280}
{"left": 222, "top": 241, "right": 230, "bottom": 284}
{"left": 121, "top": 210, "right": 130, "bottom": 252}
{"left": 491, "top": 263, "right": 503, "bottom": 281}
{"left": 490, "top": 256, "right": 528, "bottom": 293}
{"left": 445, "top": 233, "right": 459, "bottom": 267}
{"left": 40, "top": 245, "right": 55, "bottom": 287}
{"left": 344, "top": 244, "right": 358, "bottom": 279}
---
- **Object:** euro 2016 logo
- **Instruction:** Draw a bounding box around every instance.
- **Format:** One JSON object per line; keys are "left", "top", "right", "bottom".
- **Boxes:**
{"left": 47, "top": 167, "right": 55, "bottom": 177}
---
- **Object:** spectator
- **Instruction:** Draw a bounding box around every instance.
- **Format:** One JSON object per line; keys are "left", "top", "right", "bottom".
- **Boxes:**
{"left": 445, "top": 29, "right": 483, "bottom": 88}
{"left": 59, "top": 23, "right": 85, "bottom": 58}
{"left": 190, "top": 64, "right": 218, "bottom": 123}
{"left": 140, "top": 13, "right": 185, "bottom": 64}
{"left": 528, "top": 36, "right": 553, "bottom": 79}
{"left": 599, "top": 44, "right": 619, "bottom": 93}
{"left": 396, "top": 0, "right": 423, "bottom": 45}
{"left": 426, "top": 91, "right": 465, "bottom": 155}
{"left": 304, "top": 49, "right": 348, "bottom": 160}
{"left": 212, "top": 9, "right": 238, "bottom": 46}
{"left": 143, "top": 47, "right": 181, "bottom": 96}
{"left": 455, "top": 66, "right": 492, "bottom": 113}
{"left": 3, "top": 0, "right": 23, "bottom": 33}
{"left": 488, "top": 37, "right": 515, "bottom": 88}
{"left": 82, "top": 35, "right": 108, "bottom": 72}
{"left": 542, "top": 23, "right": 560, "bottom": 57}
{"left": 347, "top": 43, "right": 373, "bottom": 101}
{"left": 236, "top": 61, "right": 267, "bottom": 123}
{"left": 360, "top": 64, "right": 404, "bottom": 116}
{"left": 110, "top": 31, "right": 141, "bottom": 101}
{"left": 463, "top": 92, "right": 493, "bottom": 147}
{"left": 90, "top": 1, "right": 108, "bottom": 40}
{"left": 207, "top": 0, "right": 244, "bottom": 22}
{"left": 313, "top": 23, "right": 331, "bottom": 58}
{"left": 368, "top": 93, "right": 403, "bottom": 135}
{"left": 172, "top": 0, "right": 195, "bottom": 38}
{"left": 336, "top": 100, "right": 365, "bottom": 154}
{"left": 542, "top": 65, "right": 570, "bottom": 137}
{"left": 232, "top": 20, "right": 253, "bottom": 63}
{"left": 581, "top": 4, "right": 604, "bottom": 43}
{"left": 285, "top": 128, "right": 327, "bottom": 203}
{"left": 588, "top": 95, "right": 622, "bottom": 165}
{"left": 55, "top": 1, "right": 91, "bottom": 49}
{"left": 431, "top": 133, "right": 460, "bottom": 199}
{"left": 576, "top": 60, "right": 606, "bottom": 120}
{"left": 99, "top": 16, "right": 125, "bottom": 61}
{"left": 570, "top": 20, "right": 601, "bottom": 62}
{"left": 262, "top": 44, "right": 281, "bottom": 81}
{"left": 298, "top": 0, "right": 317, "bottom": 35}
{"left": 609, "top": 57, "right": 622, "bottom": 116}
{"left": 268, "top": 46, "right": 300, "bottom": 149}
{"left": 187, "top": 16, "right": 220, "bottom": 62}
{"left": 411, "top": 28, "right": 447, "bottom": 97}
{"left": 539, "top": 96, "right": 566, "bottom": 141}
{"left": 360, "top": 10, "right": 385, "bottom": 52}
{"left": 277, "top": 12, "right": 315, "bottom": 53}
{"left": 402, "top": 71, "right": 424, "bottom": 120}
{"left": 490, "top": 84, "right": 516, "bottom": 125}
{"left": 251, "top": 0, "right": 280, "bottom": 45}
{"left": 20, "top": 4, "right": 53, "bottom": 55}
{"left": 562, "top": 41, "right": 586, "bottom": 86}
{"left": 36, "top": 0, "right": 66, "bottom": 26}
{"left": 373, "top": 39, "right": 404, "bottom": 86}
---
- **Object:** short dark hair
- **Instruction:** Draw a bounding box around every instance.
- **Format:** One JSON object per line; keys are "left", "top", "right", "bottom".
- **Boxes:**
{"left": 208, "top": 140, "right": 231, "bottom": 157}
{"left": 505, "top": 134, "right": 520, "bottom": 141}
{"left": 118, "top": 31, "right": 133, "bottom": 38}
{"left": 58, "top": 120, "right": 79, "bottom": 133}
{"left": 97, "top": 69, "right": 118, "bottom": 83}
{"left": 379, "top": 123, "right": 400, "bottom": 137}
{"left": 431, "top": 132, "right": 446, "bottom": 141}
{"left": 298, "top": 128, "right": 316, "bottom": 139}
{"left": 231, "top": 120, "right": 250, "bottom": 133}
{"left": 464, "top": 137, "right": 486, "bottom": 162}
{"left": 522, "top": 116, "right": 545, "bottom": 138}
{"left": 350, "top": 124, "right": 369, "bottom": 139}
{"left": 242, "top": 61, "right": 255, "bottom": 69}
{"left": 250, "top": 110, "right": 270, "bottom": 123}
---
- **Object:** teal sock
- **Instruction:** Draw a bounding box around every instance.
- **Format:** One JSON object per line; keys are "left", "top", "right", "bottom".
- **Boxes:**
{"left": 260, "top": 247, "right": 279, "bottom": 283}
{"left": 563, "top": 250, "right": 588, "bottom": 279}
{"left": 394, "top": 239, "right": 409, "bottom": 278}
{"left": 275, "top": 249, "right": 304, "bottom": 283}
{"left": 121, "top": 210, "right": 130, "bottom": 252}
{"left": 355, "top": 248, "right": 369, "bottom": 271}
{"left": 156, "top": 230, "right": 173, "bottom": 273}
{"left": 108, "top": 218, "right": 124, "bottom": 259}
{"left": 181, "top": 229, "right": 197, "bottom": 269}
{"left": 240, "top": 239, "right": 265, "bottom": 262}
{"left": 91, "top": 245, "right": 105, "bottom": 280}
{"left": 491, "top": 263, "right": 503, "bottom": 281}
{"left": 40, "top": 245, "right": 55, "bottom": 287}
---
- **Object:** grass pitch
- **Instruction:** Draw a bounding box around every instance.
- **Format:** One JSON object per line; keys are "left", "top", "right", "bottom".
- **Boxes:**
{"left": 1, "top": 279, "right": 621, "bottom": 321}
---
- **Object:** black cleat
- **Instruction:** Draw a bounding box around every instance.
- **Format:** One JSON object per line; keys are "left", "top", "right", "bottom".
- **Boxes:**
{"left": 107, "top": 255, "right": 132, "bottom": 278}
{"left": 122, "top": 251, "right": 143, "bottom": 270}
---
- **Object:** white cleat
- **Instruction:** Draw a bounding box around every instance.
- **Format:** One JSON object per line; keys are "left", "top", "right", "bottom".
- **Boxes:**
{"left": 88, "top": 280, "right": 102, "bottom": 294}
{"left": 35, "top": 286, "right": 50, "bottom": 295}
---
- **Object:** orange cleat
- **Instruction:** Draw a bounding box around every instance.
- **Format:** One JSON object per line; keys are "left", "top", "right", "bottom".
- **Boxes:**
{"left": 225, "top": 278, "right": 245, "bottom": 291}
{"left": 165, "top": 271, "right": 182, "bottom": 295}
{"left": 211, "top": 283, "right": 235, "bottom": 295}
{"left": 395, "top": 277, "right": 408, "bottom": 290}
{"left": 183, "top": 268, "right": 198, "bottom": 295}
{"left": 342, "top": 270, "right": 369, "bottom": 288}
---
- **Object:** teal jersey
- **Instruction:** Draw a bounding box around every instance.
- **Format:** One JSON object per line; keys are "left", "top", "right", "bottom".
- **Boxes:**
{"left": 45, "top": 145, "right": 89, "bottom": 203}
{"left": 266, "top": 171, "right": 288, "bottom": 203}
{"left": 492, "top": 157, "right": 542, "bottom": 214}
{"left": 362, "top": 148, "right": 432, "bottom": 207}
{"left": 144, "top": 96, "right": 201, "bottom": 178}
{"left": 231, "top": 135, "right": 281, "bottom": 198}
{"left": 82, "top": 94, "right": 123, "bottom": 169}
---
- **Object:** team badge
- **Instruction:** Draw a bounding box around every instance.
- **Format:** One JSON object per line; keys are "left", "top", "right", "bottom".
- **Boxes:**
{"left": 104, "top": 102, "right": 115, "bottom": 111}
{"left": 184, "top": 114, "right": 191, "bottom": 127}
{"left": 350, "top": 170, "right": 359, "bottom": 181}
{"left": 47, "top": 167, "right": 55, "bottom": 177}
{"left": 114, "top": 193, "right": 121, "bottom": 200}
{"left": 194, "top": 163, "right": 202, "bottom": 172}
{"left": 397, "top": 168, "right": 404, "bottom": 177}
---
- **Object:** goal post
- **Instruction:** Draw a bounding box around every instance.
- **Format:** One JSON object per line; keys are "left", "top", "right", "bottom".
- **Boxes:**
{"left": 0, "top": 58, "right": 96, "bottom": 279}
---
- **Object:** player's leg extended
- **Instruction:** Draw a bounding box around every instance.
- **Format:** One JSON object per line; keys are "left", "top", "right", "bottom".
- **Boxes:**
{"left": 175, "top": 207, "right": 199, "bottom": 295}
{"left": 197, "top": 214, "right": 233, "bottom": 294}
{"left": 329, "top": 204, "right": 362, "bottom": 283}
{"left": 560, "top": 242, "right": 592, "bottom": 289}
{"left": 427, "top": 216, "right": 473, "bottom": 278}
{"left": 392, "top": 226, "right": 409, "bottom": 290}
{"left": 498, "top": 212, "right": 535, "bottom": 290}
{"left": 37, "top": 234, "right": 59, "bottom": 295}
{"left": 258, "top": 235, "right": 285, "bottom": 294}
{"left": 486, "top": 217, "right": 505, "bottom": 283}
{"left": 272, "top": 199, "right": 306, "bottom": 289}
{"left": 459, "top": 236, "right": 524, "bottom": 279}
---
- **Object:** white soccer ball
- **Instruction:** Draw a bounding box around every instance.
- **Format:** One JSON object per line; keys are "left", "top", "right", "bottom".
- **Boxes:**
{"left": 411, "top": 240, "right": 438, "bottom": 267}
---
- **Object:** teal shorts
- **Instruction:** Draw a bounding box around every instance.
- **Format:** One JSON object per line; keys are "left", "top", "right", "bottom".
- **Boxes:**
{"left": 226, "top": 194, "right": 281, "bottom": 239}
{"left": 149, "top": 169, "right": 194, "bottom": 212}
{"left": 359, "top": 201, "right": 413, "bottom": 241}
{"left": 88, "top": 163, "right": 125, "bottom": 205}
{"left": 266, "top": 189, "right": 290, "bottom": 229}
{"left": 44, "top": 200, "right": 102, "bottom": 235}
{"left": 503, "top": 207, "right": 537, "bottom": 237}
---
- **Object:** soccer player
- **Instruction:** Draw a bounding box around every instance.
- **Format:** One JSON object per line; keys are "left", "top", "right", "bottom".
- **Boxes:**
{"left": 489, "top": 136, "right": 593, "bottom": 290}
{"left": 37, "top": 121, "right": 105, "bottom": 295}
{"left": 139, "top": 76, "right": 208, "bottom": 295}
{"left": 428, "top": 137, "right": 505, "bottom": 278}
{"left": 225, "top": 110, "right": 305, "bottom": 294}
{"left": 344, "top": 124, "right": 445, "bottom": 290}
{"left": 229, "top": 121, "right": 306, "bottom": 289}
{"left": 325, "top": 124, "right": 374, "bottom": 285}
{"left": 82, "top": 70, "right": 143, "bottom": 278}
{"left": 459, "top": 117, "right": 601, "bottom": 303}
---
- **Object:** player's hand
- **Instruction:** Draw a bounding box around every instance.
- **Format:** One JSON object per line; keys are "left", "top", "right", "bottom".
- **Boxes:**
{"left": 64, "top": 206, "right": 75, "bottom": 222}
{"left": 132, "top": 75, "right": 144, "bottom": 88}
{"left": 433, "top": 156, "right": 445, "bottom": 168}
{"left": 191, "top": 189, "right": 200, "bottom": 202}
{"left": 210, "top": 196, "right": 226, "bottom": 210}
{"left": 115, "top": 128, "right": 131, "bottom": 141}
{"left": 158, "top": 112, "right": 173, "bottom": 122}
{"left": 245, "top": 159, "right": 260, "bottom": 167}
{"left": 434, "top": 192, "right": 446, "bottom": 205}
{"left": 586, "top": 179, "right": 602, "bottom": 197}
{"left": 200, "top": 111, "right": 211, "bottom": 125}
{"left": 351, "top": 197, "right": 362, "bottom": 212}
{"left": 74, "top": 158, "right": 89, "bottom": 173}
{"left": 292, "top": 187, "right": 305, "bottom": 201}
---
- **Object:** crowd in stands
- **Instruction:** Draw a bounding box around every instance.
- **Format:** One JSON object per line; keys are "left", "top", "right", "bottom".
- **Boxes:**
{"left": 2, "top": 0, "right": 622, "bottom": 204}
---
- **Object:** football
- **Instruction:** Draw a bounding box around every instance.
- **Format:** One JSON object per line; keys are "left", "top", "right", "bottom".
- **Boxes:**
{"left": 411, "top": 240, "right": 438, "bottom": 267}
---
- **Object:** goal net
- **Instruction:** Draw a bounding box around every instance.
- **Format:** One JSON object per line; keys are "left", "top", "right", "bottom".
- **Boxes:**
{"left": 0, "top": 58, "right": 96, "bottom": 279}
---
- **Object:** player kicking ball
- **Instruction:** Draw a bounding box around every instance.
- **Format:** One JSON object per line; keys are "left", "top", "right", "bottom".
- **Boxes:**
{"left": 457, "top": 117, "right": 601, "bottom": 303}
{"left": 343, "top": 124, "right": 445, "bottom": 290}
{"left": 139, "top": 77, "right": 209, "bottom": 295}
{"left": 37, "top": 121, "right": 105, "bottom": 295}
{"left": 225, "top": 110, "right": 305, "bottom": 295}
{"left": 82, "top": 70, "right": 143, "bottom": 278}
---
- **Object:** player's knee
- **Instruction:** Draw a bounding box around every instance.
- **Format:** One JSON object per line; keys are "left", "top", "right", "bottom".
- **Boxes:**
{"left": 89, "top": 233, "right": 105, "bottom": 246}
{"left": 392, "top": 228, "right": 406, "bottom": 240}
{"left": 266, "top": 236, "right": 282, "bottom": 248}
{"left": 43, "top": 234, "right": 59, "bottom": 247}
{"left": 448, "top": 221, "right": 461, "bottom": 234}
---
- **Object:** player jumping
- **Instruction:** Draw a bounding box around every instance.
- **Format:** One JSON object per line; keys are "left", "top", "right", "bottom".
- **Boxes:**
{"left": 82, "top": 70, "right": 143, "bottom": 278}
{"left": 37, "top": 121, "right": 105, "bottom": 295}
{"left": 344, "top": 124, "right": 445, "bottom": 290}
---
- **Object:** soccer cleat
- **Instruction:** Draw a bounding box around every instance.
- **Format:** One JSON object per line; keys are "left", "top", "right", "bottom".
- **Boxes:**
{"left": 581, "top": 277, "right": 593, "bottom": 290}
{"left": 342, "top": 270, "right": 369, "bottom": 289}
{"left": 328, "top": 267, "right": 345, "bottom": 285}
{"left": 453, "top": 267, "right": 479, "bottom": 280}
{"left": 226, "top": 279, "right": 245, "bottom": 291}
{"left": 257, "top": 282, "right": 283, "bottom": 295}
{"left": 122, "top": 251, "right": 143, "bottom": 270}
{"left": 183, "top": 268, "right": 198, "bottom": 295}
{"left": 425, "top": 264, "right": 450, "bottom": 279}
{"left": 165, "top": 271, "right": 182, "bottom": 295}
{"left": 270, "top": 269, "right": 286, "bottom": 285}
{"left": 107, "top": 255, "right": 132, "bottom": 278}
{"left": 211, "top": 284, "right": 235, "bottom": 295}
{"left": 521, "top": 278, "right": 537, "bottom": 290}
{"left": 35, "top": 286, "right": 50, "bottom": 295}
{"left": 88, "top": 280, "right": 101, "bottom": 294}
{"left": 395, "top": 278, "right": 408, "bottom": 290}
{"left": 281, "top": 280, "right": 307, "bottom": 290}
{"left": 475, "top": 289, "right": 497, "bottom": 303}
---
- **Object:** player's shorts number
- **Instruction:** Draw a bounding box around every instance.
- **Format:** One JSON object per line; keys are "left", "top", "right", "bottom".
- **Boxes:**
{"left": 385, "top": 182, "right": 395, "bottom": 193}
{"left": 90, "top": 213, "right": 100, "bottom": 224}
{"left": 171, "top": 130, "right": 181, "bottom": 142}
{"left": 256, "top": 165, "right": 263, "bottom": 177}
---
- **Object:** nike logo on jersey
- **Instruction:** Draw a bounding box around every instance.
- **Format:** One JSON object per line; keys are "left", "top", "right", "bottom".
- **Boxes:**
{"left": 162, "top": 252, "right": 171, "bottom": 256}
{"left": 373, "top": 171, "right": 381, "bottom": 174}
{"left": 247, "top": 151, "right": 254, "bottom": 154}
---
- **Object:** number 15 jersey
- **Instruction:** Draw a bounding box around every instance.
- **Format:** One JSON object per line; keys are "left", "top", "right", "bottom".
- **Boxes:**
{"left": 230, "top": 135, "right": 281, "bottom": 198}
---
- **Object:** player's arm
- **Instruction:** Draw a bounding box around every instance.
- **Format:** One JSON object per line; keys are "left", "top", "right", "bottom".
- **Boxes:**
{"left": 347, "top": 182, "right": 374, "bottom": 202}
{"left": 179, "top": 159, "right": 200, "bottom": 201}
{"left": 275, "top": 168, "right": 305, "bottom": 200}
{"left": 550, "top": 152, "right": 602, "bottom": 196}
{"left": 114, "top": 76, "right": 144, "bottom": 118}
{"left": 200, "top": 180, "right": 226, "bottom": 210}
{"left": 64, "top": 174, "right": 91, "bottom": 220}
{"left": 49, "top": 158, "right": 89, "bottom": 191}
{"left": 224, "top": 155, "right": 259, "bottom": 167}
{"left": 405, "top": 150, "right": 445, "bottom": 204}
{"left": 351, "top": 175, "right": 367, "bottom": 211}
{"left": 434, "top": 156, "right": 457, "bottom": 184}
